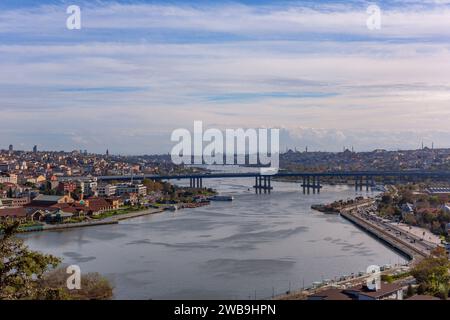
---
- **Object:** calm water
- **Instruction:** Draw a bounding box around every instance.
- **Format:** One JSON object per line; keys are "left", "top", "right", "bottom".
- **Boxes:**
{"left": 22, "top": 179, "right": 406, "bottom": 299}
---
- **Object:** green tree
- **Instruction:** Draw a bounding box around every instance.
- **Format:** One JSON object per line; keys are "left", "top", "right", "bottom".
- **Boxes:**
{"left": 0, "top": 221, "right": 60, "bottom": 299}
{"left": 0, "top": 221, "right": 113, "bottom": 300}
{"left": 410, "top": 247, "right": 450, "bottom": 298}
{"left": 142, "top": 178, "right": 163, "bottom": 192}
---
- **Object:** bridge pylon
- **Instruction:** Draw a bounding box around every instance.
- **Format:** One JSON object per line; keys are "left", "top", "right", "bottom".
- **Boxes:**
{"left": 253, "top": 176, "right": 273, "bottom": 193}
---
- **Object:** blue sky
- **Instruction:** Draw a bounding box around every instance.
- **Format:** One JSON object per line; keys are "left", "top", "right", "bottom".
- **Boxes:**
{"left": 1, "top": 0, "right": 450, "bottom": 154}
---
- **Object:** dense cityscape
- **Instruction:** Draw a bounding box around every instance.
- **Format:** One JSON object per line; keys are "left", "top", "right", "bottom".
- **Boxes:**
{"left": 2, "top": 0, "right": 450, "bottom": 314}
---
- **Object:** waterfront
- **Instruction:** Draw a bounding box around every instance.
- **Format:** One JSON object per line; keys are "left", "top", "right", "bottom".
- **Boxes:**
{"left": 21, "top": 179, "right": 406, "bottom": 299}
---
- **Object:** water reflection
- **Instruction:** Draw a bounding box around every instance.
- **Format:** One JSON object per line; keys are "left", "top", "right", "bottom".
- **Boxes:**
{"left": 22, "top": 179, "right": 406, "bottom": 299}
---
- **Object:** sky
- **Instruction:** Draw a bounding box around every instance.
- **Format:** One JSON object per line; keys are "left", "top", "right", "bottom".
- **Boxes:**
{"left": 1, "top": 0, "right": 450, "bottom": 154}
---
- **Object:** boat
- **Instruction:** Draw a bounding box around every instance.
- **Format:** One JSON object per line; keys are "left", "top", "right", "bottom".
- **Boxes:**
{"left": 208, "top": 195, "right": 234, "bottom": 201}
{"left": 312, "top": 281, "right": 323, "bottom": 288}
{"left": 371, "top": 185, "right": 386, "bottom": 192}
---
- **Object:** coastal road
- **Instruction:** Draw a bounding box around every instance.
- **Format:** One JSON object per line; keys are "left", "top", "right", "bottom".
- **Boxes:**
{"left": 348, "top": 205, "right": 436, "bottom": 260}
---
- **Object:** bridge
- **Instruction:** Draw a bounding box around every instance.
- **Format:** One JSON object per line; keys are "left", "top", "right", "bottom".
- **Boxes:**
{"left": 96, "top": 170, "right": 450, "bottom": 194}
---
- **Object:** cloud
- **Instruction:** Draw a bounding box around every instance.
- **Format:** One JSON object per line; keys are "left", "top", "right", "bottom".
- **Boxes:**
{"left": 0, "top": 1, "right": 450, "bottom": 153}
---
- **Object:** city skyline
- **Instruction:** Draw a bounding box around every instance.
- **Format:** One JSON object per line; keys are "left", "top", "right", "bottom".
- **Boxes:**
{"left": 2, "top": 0, "right": 450, "bottom": 153}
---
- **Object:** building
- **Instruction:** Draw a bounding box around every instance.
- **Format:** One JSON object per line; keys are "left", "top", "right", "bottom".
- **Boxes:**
{"left": 308, "top": 282, "right": 405, "bottom": 300}
{"left": 344, "top": 282, "right": 405, "bottom": 300}
{"left": 0, "top": 173, "right": 18, "bottom": 184}
{"left": 307, "top": 288, "right": 352, "bottom": 300}
{"left": 33, "top": 145, "right": 37, "bottom": 153}
{"left": 84, "top": 198, "right": 113, "bottom": 216}
{"left": 8, "top": 144, "right": 13, "bottom": 152}
{"left": 426, "top": 187, "right": 450, "bottom": 195}
{"left": 0, "top": 207, "right": 29, "bottom": 222}
{"left": 0, "top": 197, "right": 30, "bottom": 208}
{"left": 57, "top": 181, "right": 78, "bottom": 194}
{"left": 98, "top": 184, "right": 117, "bottom": 197}
{"left": 83, "top": 179, "right": 98, "bottom": 196}
{"left": 27, "top": 194, "right": 74, "bottom": 207}
{"left": 0, "top": 162, "right": 9, "bottom": 172}
{"left": 116, "top": 183, "right": 147, "bottom": 196}
{"left": 401, "top": 203, "right": 414, "bottom": 219}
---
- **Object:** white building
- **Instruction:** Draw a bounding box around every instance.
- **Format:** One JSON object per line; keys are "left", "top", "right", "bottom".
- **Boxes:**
{"left": 98, "top": 184, "right": 117, "bottom": 197}
{"left": 116, "top": 183, "right": 147, "bottom": 196}
{"left": 0, "top": 173, "right": 18, "bottom": 184}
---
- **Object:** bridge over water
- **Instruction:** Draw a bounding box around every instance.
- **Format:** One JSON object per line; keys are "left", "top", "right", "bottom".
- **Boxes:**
{"left": 96, "top": 170, "right": 450, "bottom": 194}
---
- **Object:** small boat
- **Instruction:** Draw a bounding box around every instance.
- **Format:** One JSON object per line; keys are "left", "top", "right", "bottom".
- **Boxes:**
{"left": 208, "top": 195, "right": 234, "bottom": 201}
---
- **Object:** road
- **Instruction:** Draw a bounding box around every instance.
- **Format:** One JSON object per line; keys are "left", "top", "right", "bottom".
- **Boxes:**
{"left": 349, "top": 203, "right": 436, "bottom": 258}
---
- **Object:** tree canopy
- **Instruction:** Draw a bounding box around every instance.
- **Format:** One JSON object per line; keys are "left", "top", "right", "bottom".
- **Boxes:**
{"left": 411, "top": 247, "right": 450, "bottom": 299}
{"left": 1, "top": 221, "right": 113, "bottom": 300}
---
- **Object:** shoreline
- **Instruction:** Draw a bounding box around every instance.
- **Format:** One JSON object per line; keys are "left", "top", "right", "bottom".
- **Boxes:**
{"left": 274, "top": 200, "right": 416, "bottom": 300}
{"left": 20, "top": 207, "right": 169, "bottom": 233}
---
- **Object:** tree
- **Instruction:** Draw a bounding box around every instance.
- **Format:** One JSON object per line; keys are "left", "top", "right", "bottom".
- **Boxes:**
{"left": 142, "top": 178, "right": 163, "bottom": 192}
{"left": 0, "top": 221, "right": 113, "bottom": 300}
{"left": 381, "top": 194, "right": 392, "bottom": 205}
{"left": 0, "top": 221, "right": 60, "bottom": 299}
{"left": 410, "top": 247, "right": 450, "bottom": 298}
{"left": 39, "top": 268, "right": 113, "bottom": 300}
{"left": 406, "top": 284, "right": 415, "bottom": 298}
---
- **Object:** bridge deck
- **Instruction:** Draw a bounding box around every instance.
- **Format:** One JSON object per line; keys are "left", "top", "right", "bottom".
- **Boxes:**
{"left": 96, "top": 170, "right": 450, "bottom": 181}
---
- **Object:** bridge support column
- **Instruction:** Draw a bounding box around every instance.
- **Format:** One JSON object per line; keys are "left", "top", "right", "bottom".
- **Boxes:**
{"left": 359, "top": 176, "right": 363, "bottom": 191}
{"left": 190, "top": 178, "right": 193, "bottom": 188}
{"left": 253, "top": 175, "right": 273, "bottom": 193}
{"left": 307, "top": 176, "right": 310, "bottom": 194}
{"left": 302, "top": 176, "right": 306, "bottom": 194}
{"left": 355, "top": 176, "right": 358, "bottom": 191}
{"left": 366, "top": 176, "right": 370, "bottom": 192}
{"left": 317, "top": 176, "right": 321, "bottom": 194}
{"left": 263, "top": 176, "right": 267, "bottom": 194}
{"left": 312, "top": 176, "right": 316, "bottom": 194}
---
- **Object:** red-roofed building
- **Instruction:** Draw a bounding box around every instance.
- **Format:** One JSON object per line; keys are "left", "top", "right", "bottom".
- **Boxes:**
{"left": 0, "top": 207, "right": 28, "bottom": 222}
{"left": 85, "top": 197, "right": 113, "bottom": 216}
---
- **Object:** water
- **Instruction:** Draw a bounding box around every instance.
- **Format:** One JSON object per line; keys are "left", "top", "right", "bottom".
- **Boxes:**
{"left": 21, "top": 179, "right": 406, "bottom": 299}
